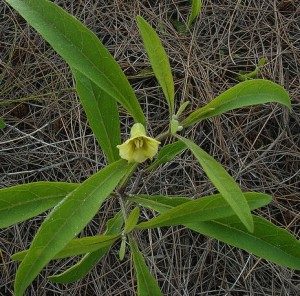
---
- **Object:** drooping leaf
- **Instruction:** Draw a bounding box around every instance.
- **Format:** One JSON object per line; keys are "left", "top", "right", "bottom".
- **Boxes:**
{"left": 186, "top": 216, "right": 300, "bottom": 270}
{"left": 124, "top": 207, "right": 140, "bottom": 234}
{"left": 73, "top": 69, "right": 120, "bottom": 163}
{"left": 148, "top": 141, "right": 186, "bottom": 171}
{"left": 137, "top": 15, "right": 175, "bottom": 115}
{"left": 12, "top": 234, "right": 119, "bottom": 261}
{"left": 182, "top": 79, "right": 291, "bottom": 127}
{"left": 178, "top": 137, "right": 254, "bottom": 232}
{"left": 5, "top": 0, "right": 145, "bottom": 125}
{"left": 136, "top": 192, "right": 271, "bottom": 229}
{"left": 187, "top": 0, "right": 202, "bottom": 28}
{"left": 49, "top": 212, "right": 124, "bottom": 283}
{"left": 13, "top": 160, "right": 132, "bottom": 296}
{"left": 136, "top": 195, "right": 300, "bottom": 270}
{"left": 0, "top": 182, "right": 79, "bottom": 228}
{"left": 129, "top": 237, "right": 163, "bottom": 296}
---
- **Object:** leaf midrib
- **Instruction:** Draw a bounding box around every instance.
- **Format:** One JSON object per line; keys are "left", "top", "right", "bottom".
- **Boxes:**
{"left": 192, "top": 145, "right": 251, "bottom": 226}
{"left": 76, "top": 74, "right": 116, "bottom": 162}
{"left": 0, "top": 194, "right": 64, "bottom": 212}
{"left": 138, "top": 198, "right": 252, "bottom": 228}
{"left": 134, "top": 251, "right": 155, "bottom": 295}
{"left": 23, "top": 1, "right": 133, "bottom": 112}
{"left": 16, "top": 166, "right": 122, "bottom": 290}
{"left": 186, "top": 80, "right": 289, "bottom": 123}
{"left": 189, "top": 219, "right": 299, "bottom": 262}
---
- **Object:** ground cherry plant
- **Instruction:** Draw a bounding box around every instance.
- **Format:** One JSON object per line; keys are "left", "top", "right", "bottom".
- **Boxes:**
{"left": 2, "top": 1, "right": 299, "bottom": 295}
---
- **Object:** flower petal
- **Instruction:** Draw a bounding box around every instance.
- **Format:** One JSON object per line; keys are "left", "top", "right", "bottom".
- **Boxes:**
{"left": 117, "top": 124, "right": 161, "bottom": 163}
{"left": 132, "top": 150, "right": 148, "bottom": 163}
{"left": 143, "top": 138, "right": 160, "bottom": 159}
{"left": 130, "top": 123, "right": 146, "bottom": 138}
{"left": 117, "top": 140, "right": 135, "bottom": 162}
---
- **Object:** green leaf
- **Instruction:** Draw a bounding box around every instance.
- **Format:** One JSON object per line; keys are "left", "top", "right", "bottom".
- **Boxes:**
{"left": 129, "top": 237, "right": 163, "bottom": 296}
{"left": 170, "top": 117, "right": 180, "bottom": 135}
{"left": 237, "top": 57, "right": 267, "bottom": 81}
{"left": 0, "top": 182, "right": 79, "bottom": 228}
{"left": 172, "top": 19, "right": 188, "bottom": 35}
{"left": 148, "top": 141, "right": 186, "bottom": 171}
{"left": 136, "top": 15, "right": 175, "bottom": 115}
{"left": 119, "top": 237, "right": 127, "bottom": 261}
{"left": 124, "top": 207, "right": 140, "bottom": 234}
{"left": 5, "top": 0, "right": 145, "bottom": 125}
{"left": 175, "top": 101, "right": 190, "bottom": 117}
{"left": 137, "top": 195, "right": 300, "bottom": 270}
{"left": 187, "top": 0, "right": 202, "bottom": 28}
{"left": 0, "top": 117, "right": 5, "bottom": 129}
{"left": 128, "top": 68, "right": 154, "bottom": 79}
{"left": 73, "top": 70, "right": 120, "bottom": 163}
{"left": 12, "top": 234, "right": 119, "bottom": 261}
{"left": 129, "top": 195, "right": 190, "bottom": 213}
{"left": 13, "top": 160, "right": 132, "bottom": 296}
{"left": 49, "top": 211, "right": 124, "bottom": 283}
{"left": 182, "top": 79, "right": 291, "bottom": 127}
{"left": 178, "top": 137, "right": 254, "bottom": 232}
{"left": 186, "top": 216, "right": 300, "bottom": 270}
{"left": 136, "top": 192, "right": 271, "bottom": 229}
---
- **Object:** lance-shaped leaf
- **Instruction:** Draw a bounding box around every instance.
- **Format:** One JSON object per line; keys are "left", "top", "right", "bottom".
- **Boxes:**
{"left": 49, "top": 212, "right": 124, "bottom": 283}
{"left": 0, "top": 182, "right": 79, "bottom": 228}
{"left": 135, "top": 194, "right": 300, "bottom": 270}
{"left": 5, "top": 0, "right": 145, "bottom": 125}
{"left": 185, "top": 216, "right": 300, "bottom": 270}
{"left": 73, "top": 70, "right": 120, "bottom": 163}
{"left": 119, "top": 237, "right": 127, "bottom": 261}
{"left": 148, "top": 141, "right": 186, "bottom": 171}
{"left": 124, "top": 207, "right": 140, "bottom": 234}
{"left": 178, "top": 137, "right": 254, "bottom": 232}
{"left": 129, "top": 194, "right": 190, "bottom": 213}
{"left": 182, "top": 79, "right": 291, "bottom": 127}
{"left": 136, "top": 192, "right": 271, "bottom": 229}
{"left": 137, "top": 16, "right": 175, "bottom": 115}
{"left": 12, "top": 234, "right": 119, "bottom": 261}
{"left": 129, "top": 237, "right": 163, "bottom": 296}
{"left": 187, "top": 0, "right": 202, "bottom": 28}
{"left": 14, "top": 160, "right": 132, "bottom": 296}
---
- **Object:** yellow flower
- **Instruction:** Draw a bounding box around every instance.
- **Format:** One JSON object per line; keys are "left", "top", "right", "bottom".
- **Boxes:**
{"left": 117, "top": 123, "right": 160, "bottom": 163}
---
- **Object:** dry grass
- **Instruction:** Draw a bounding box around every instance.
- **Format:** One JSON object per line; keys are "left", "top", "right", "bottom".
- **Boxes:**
{"left": 0, "top": 0, "right": 299, "bottom": 295}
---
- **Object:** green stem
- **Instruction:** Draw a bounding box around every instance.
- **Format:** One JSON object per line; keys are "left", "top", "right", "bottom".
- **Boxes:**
{"left": 155, "top": 130, "right": 170, "bottom": 141}
{"left": 118, "top": 163, "right": 138, "bottom": 193}
{"left": 116, "top": 128, "right": 171, "bottom": 221}
{"left": 116, "top": 192, "right": 128, "bottom": 221}
{"left": 116, "top": 163, "right": 138, "bottom": 222}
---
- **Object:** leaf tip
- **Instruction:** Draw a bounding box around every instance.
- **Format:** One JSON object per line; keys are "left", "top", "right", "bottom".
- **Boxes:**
{"left": 11, "top": 254, "right": 19, "bottom": 261}
{"left": 136, "top": 15, "right": 145, "bottom": 26}
{"left": 245, "top": 217, "right": 254, "bottom": 233}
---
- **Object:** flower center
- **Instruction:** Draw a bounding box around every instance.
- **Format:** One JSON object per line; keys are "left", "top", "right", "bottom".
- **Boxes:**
{"left": 134, "top": 137, "right": 144, "bottom": 149}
